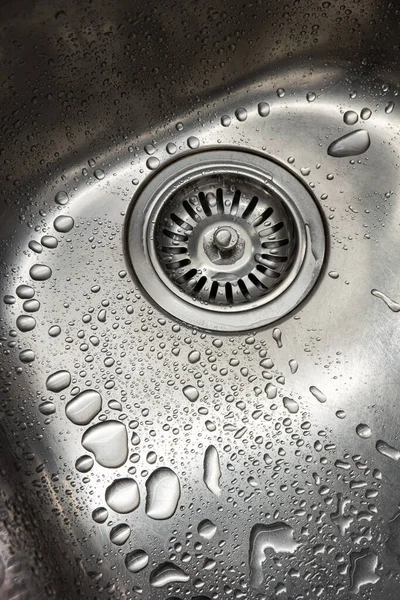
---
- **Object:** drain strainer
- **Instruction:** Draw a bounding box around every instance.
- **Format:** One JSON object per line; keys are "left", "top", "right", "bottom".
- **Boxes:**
{"left": 126, "top": 149, "right": 326, "bottom": 332}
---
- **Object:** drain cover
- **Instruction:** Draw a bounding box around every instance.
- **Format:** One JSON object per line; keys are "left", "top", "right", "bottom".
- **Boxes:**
{"left": 126, "top": 149, "right": 326, "bottom": 332}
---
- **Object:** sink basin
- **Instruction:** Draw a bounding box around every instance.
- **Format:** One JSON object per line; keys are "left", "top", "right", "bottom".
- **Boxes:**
{"left": 1, "top": 0, "right": 400, "bottom": 598}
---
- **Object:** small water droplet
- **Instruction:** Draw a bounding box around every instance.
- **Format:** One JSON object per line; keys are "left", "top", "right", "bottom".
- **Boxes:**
{"left": 385, "top": 101, "right": 395, "bottom": 114}
{"left": 166, "top": 142, "right": 176, "bottom": 155}
{"left": 289, "top": 359, "right": 298, "bottom": 374}
{"left": 282, "top": 397, "right": 299, "bottom": 414}
{"left": 376, "top": 439, "right": 400, "bottom": 461}
{"left": 41, "top": 235, "right": 58, "bottom": 248}
{"left": 176, "top": 122, "right": 184, "bottom": 131}
{"left": 19, "top": 349, "right": 35, "bottom": 363}
{"left": 94, "top": 168, "right": 105, "bottom": 180}
{"left": 310, "top": 385, "right": 326, "bottom": 403}
{"left": 257, "top": 102, "right": 270, "bottom": 117}
{"left": 187, "top": 136, "right": 200, "bottom": 149}
{"left": 55, "top": 191, "right": 69, "bottom": 205}
{"left": 92, "top": 507, "right": 108, "bottom": 523}
{"left": 306, "top": 92, "right": 316, "bottom": 102}
{"left": 188, "top": 350, "right": 200, "bottom": 363}
{"left": 198, "top": 519, "right": 217, "bottom": 540}
{"left": 46, "top": 370, "right": 71, "bottom": 392}
{"left": 125, "top": 549, "right": 149, "bottom": 573}
{"left": 360, "top": 107, "right": 372, "bottom": 120}
{"left": 53, "top": 215, "right": 74, "bottom": 233}
{"left": 343, "top": 110, "right": 358, "bottom": 125}
{"left": 16, "top": 284, "right": 34, "bottom": 299}
{"left": 356, "top": 423, "right": 372, "bottom": 439}
{"left": 28, "top": 240, "right": 42, "bottom": 253}
{"left": 277, "top": 88, "right": 286, "bottom": 98}
{"left": 272, "top": 328, "right": 282, "bottom": 348}
{"left": 23, "top": 299, "right": 40, "bottom": 312}
{"left": 146, "top": 156, "right": 160, "bottom": 170}
{"left": 328, "top": 271, "right": 339, "bottom": 279}
{"left": 75, "top": 455, "right": 94, "bottom": 473}
{"left": 16, "top": 315, "right": 36, "bottom": 332}
{"left": 39, "top": 401, "right": 55, "bottom": 415}
{"left": 235, "top": 108, "right": 247, "bottom": 121}
{"left": 183, "top": 385, "right": 199, "bottom": 402}
{"left": 48, "top": 325, "right": 61, "bottom": 337}
{"left": 30, "top": 264, "right": 52, "bottom": 281}
{"left": 110, "top": 523, "right": 131, "bottom": 545}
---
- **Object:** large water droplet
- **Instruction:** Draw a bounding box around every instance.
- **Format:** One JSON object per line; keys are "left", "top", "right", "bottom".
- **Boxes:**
{"left": 376, "top": 439, "right": 400, "bottom": 461}
{"left": 343, "top": 110, "right": 358, "bottom": 125}
{"left": 53, "top": 215, "right": 74, "bottom": 233}
{"left": 327, "top": 130, "right": 370, "bottom": 157}
{"left": 16, "top": 284, "right": 34, "bottom": 299}
{"left": 371, "top": 288, "right": 400, "bottom": 312}
{"left": 16, "top": 315, "right": 36, "bottom": 332}
{"left": 356, "top": 423, "right": 372, "bottom": 439}
{"left": 19, "top": 349, "right": 35, "bottom": 363}
{"left": 183, "top": 385, "right": 199, "bottom": 402}
{"left": 30, "top": 264, "right": 52, "bottom": 281}
{"left": 235, "top": 108, "right": 247, "bottom": 121}
{"left": 197, "top": 519, "right": 217, "bottom": 540}
{"left": 105, "top": 477, "right": 140, "bottom": 513}
{"left": 203, "top": 445, "right": 221, "bottom": 496}
{"left": 257, "top": 102, "right": 270, "bottom": 116}
{"left": 145, "top": 467, "right": 181, "bottom": 520}
{"left": 82, "top": 421, "right": 128, "bottom": 468}
{"left": 309, "top": 385, "right": 327, "bottom": 403}
{"left": 125, "top": 549, "right": 149, "bottom": 573}
{"left": 149, "top": 562, "right": 189, "bottom": 587}
{"left": 110, "top": 523, "right": 131, "bottom": 545}
{"left": 46, "top": 370, "right": 71, "bottom": 392}
{"left": 349, "top": 550, "right": 379, "bottom": 593}
{"left": 23, "top": 299, "right": 40, "bottom": 312}
{"left": 249, "top": 522, "right": 300, "bottom": 588}
{"left": 65, "top": 389, "right": 102, "bottom": 425}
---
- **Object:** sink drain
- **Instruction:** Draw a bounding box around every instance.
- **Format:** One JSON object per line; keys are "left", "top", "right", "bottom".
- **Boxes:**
{"left": 126, "top": 149, "right": 326, "bottom": 332}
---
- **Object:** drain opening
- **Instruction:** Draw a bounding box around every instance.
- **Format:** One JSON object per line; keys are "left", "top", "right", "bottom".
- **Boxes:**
{"left": 126, "top": 149, "right": 326, "bottom": 332}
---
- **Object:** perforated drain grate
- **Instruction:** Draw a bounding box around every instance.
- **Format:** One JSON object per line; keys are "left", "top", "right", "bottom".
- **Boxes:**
{"left": 126, "top": 149, "right": 326, "bottom": 332}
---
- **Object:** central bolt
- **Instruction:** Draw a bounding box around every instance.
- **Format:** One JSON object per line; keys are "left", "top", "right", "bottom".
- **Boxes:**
{"left": 213, "top": 226, "right": 239, "bottom": 252}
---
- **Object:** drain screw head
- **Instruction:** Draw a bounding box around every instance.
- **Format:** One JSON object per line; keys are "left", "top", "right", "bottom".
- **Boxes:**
{"left": 213, "top": 226, "right": 239, "bottom": 252}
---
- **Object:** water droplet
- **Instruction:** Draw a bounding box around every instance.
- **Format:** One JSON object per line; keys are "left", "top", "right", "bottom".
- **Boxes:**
{"left": 55, "top": 191, "right": 69, "bottom": 205}
{"left": 188, "top": 350, "right": 200, "bottom": 363}
{"left": 94, "top": 168, "right": 105, "bottom": 180}
{"left": 75, "top": 454, "right": 94, "bottom": 473}
{"left": 289, "top": 359, "right": 298, "bottom": 374}
{"left": 41, "top": 235, "right": 58, "bottom": 249}
{"left": 277, "top": 88, "right": 285, "bottom": 98}
{"left": 16, "top": 315, "right": 36, "bottom": 332}
{"left": 82, "top": 421, "right": 128, "bottom": 468}
{"left": 343, "top": 110, "right": 358, "bottom": 125}
{"left": 265, "top": 383, "right": 277, "bottom": 399}
{"left": 221, "top": 115, "right": 231, "bottom": 127}
{"left": 146, "top": 156, "right": 160, "bottom": 170}
{"left": 306, "top": 92, "right": 316, "bottom": 102}
{"left": 53, "top": 215, "right": 74, "bottom": 233}
{"left": 124, "top": 550, "right": 149, "bottom": 575}
{"left": 19, "top": 349, "right": 35, "bottom": 363}
{"left": 203, "top": 445, "right": 221, "bottom": 496}
{"left": 249, "top": 522, "right": 300, "bottom": 588}
{"left": 385, "top": 101, "right": 395, "bottom": 114}
{"left": 198, "top": 519, "right": 217, "bottom": 540}
{"left": 371, "top": 288, "right": 400, "bottom": 312}
{"left": 328, "top": 130, "right": 370, "bottom": 157}
{"left": 65, "top": 389, "right": 102, "bottom": 425}
{"left": 309, "top": 385, "right": 326, "bottom": 403}
{"left": 16, "top": 284, "right": 34, "bottom": 299}
{"left": 144, "top": 144, "right": 155, "bottom": 155}
{"left": 282, "top": 397, "right": 299, "bottom": 414}
{"left": 110, "top": 523, "right": 131, "bottom": 545}
{"left": 145, "top": 467, "right": 181, "bottom": 520}
{"left": 105, "top": 477, "right": 140, "bottom": 513}
{"left": 23, "top": 299, "right": 40, "bottom": 312}
{"left": 360, "top": 107, "right": 372, "bottom": 120}
{"left": 336, "top": 409, "right": 346, "bottom": 419}
{"left": 3, "top": 294, "right": 15, "bottom": 304}
{"left": 328, "top": 271, "right": 339, "bottom": 279}
{"left": 349, "top": 550, "right": 379, "bottom": 593}
{"left": 28, "top": 240, "right": 42, "bottom": 253}
{"left": 48, "top": 325, "right": 61, "bottom": 337}
{"left": 183, "top": 385, "right": 199, "bottom": 402}
{"left": 235, "top": 108, "right": 247, "bottom": 121}
{"left": 187, "top": 136, "right": 200, "bottom": 149}
{"left": 376, "top": 439, "right": 400, "bottom": 461}
{"left": 166, "top": 142, "right": 176, "bottom": 155}
{"left": 149, "top": 562, "right": 189, "bottom": 587}
{"left": 39, "top": 401, "right": 55, "bottom": 415}
{"left": 108, "top": 399, "right": 122, "bottom": 411}
{"left": 30, "top": 264, "right": 52, "bottom": 281}
{"left": 356, "top": 423, "right": 372, "bottom": 439}
{"left": 176, "top": 122, "right": 184, "bottom": 131}
{"left": 272, "top": 328, "right": 282, "bottom": 348}
{"left": 46, "top": 370, "right": 71, "bottom": 392}
{"left": 92, "top": 507, "right": 108, "bottom": 523}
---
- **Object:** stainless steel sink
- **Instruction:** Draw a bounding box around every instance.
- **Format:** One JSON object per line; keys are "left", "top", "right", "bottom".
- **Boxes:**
{"left": 1, "top": 0, "right": 400, "bottom": 598}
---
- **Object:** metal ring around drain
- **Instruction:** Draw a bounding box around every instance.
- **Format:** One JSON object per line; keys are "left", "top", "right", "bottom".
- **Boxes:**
{"left": 125, "top": 149, "right": 326, "bottom": 332}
